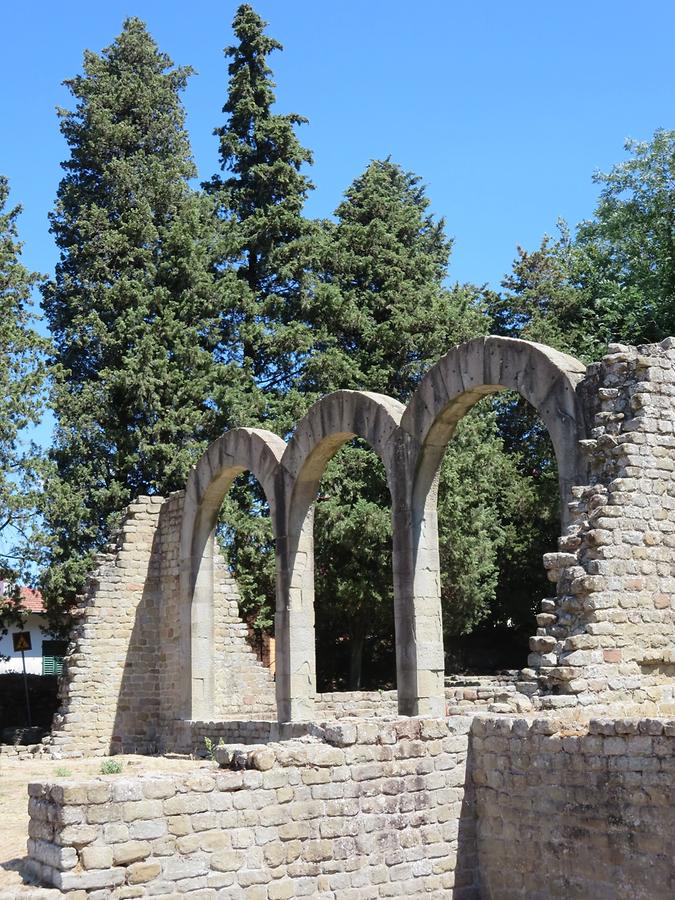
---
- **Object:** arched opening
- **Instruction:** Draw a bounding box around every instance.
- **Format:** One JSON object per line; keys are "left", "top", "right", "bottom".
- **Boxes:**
{"left": 400, "top": 336, "right": 588, "bottom": 713}
{"left": 178, "top": 428, "right": 285, "bottom": 722}
{"left": 437, "top": 392, "right": 561, "bottom": 675}
{"left": 280, "top": 390, "right": 404, "bottom": 721}
{"left": 313, "top": 440, "right": 396, "bottom": 695}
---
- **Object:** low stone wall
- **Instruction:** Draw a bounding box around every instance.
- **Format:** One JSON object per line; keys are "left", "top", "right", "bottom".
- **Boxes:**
{"left": 473, "top": 715, "right": 675, "bottom": 900}
{"left": 26, "top": 713, "right": 675, "bottom": 898}
{"left": 171, "top": 679, "right": 535, "bottom": 757}
{"left": 314, "top": 690, "right": 399, "bottom": 719}
{"left": 314, "top": 677, "right": 532, "bottom": 721}
{"left": 26, "top": 717, "right": 475, "bottom": 897}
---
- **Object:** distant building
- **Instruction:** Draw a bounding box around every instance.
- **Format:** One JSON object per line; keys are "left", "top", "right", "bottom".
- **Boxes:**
{"left": 0, "top": 587, "right": 67, "bottom": 676}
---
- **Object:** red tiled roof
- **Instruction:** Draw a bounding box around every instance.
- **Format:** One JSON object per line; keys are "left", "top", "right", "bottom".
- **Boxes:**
{"left": 19, "top": 587, "right": 44, "bottom": 613}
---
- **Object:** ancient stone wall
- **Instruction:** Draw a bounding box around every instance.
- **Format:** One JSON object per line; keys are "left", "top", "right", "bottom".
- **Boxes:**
{"left": 27, "top": 717, "right": 476, "bottom": 897}
{"left": 472, "top": 715, "right": 675, "bottom": 899}
{"left": 49, "top": 337, "right": 675, "bottom": 755}
{"left": 52, "top": 494, "right": 276, "bottom": 757}
{"left": 528, "top": 339, "right": 675, "bottom": 712}
{"left": 28, "top": 713, "right": 675, "bottom": 898}
{"left": 51, "top": 498, "right": 164, "bottom": 757}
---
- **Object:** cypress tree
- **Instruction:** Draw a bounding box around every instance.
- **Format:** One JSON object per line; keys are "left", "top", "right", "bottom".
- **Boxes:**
{"left": 207, "top": 4, "right": 317, "bottom": 630}
{"left": 206, "top": 2, "right": 315, "bottom": 427}
{"left": 41, "top": 19, "right": 228, "bottom": 611}
{"left": 0, "top": 176, "right": 47, "bottom": 626}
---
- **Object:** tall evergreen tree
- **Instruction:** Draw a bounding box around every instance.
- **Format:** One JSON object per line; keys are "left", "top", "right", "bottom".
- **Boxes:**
{"left": 207, "top": 4, "right": 317, "bottom": 630}
{"left": 206, "top": 2, "right": 315, "bottom": 427}
{"left": 40, "top": 19, "right": 228, "bottom": 612}
{"left": 0, "top": 177, "right": 47, "bottom": 628}
{"left": 304, "top": 160, "right": 514, "bottom": 687}
{"left": 304, "top": 161, "right": 475, "bottom": 397}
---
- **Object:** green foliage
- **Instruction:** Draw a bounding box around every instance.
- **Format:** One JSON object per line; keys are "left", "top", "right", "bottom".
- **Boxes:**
{"left": 573, "top": 128, "right": 675, "bottom": 348}
{"left": 39, "top": 19, "right": 229, "bottom": 619}
{"left": 313, "top": 443, "right": 395, "bottom": 689}
{"left": 29, "top": 10, "right": 672, "bottom": 685}
{"left": 99, "top": 758, "right": 123, "bottom": 775}
{"left": 304, "top": 159, "right": 511, "bottom": 687}
{"left": 491, "top": 129, "right": 675, "bottom": 359}
{"left": 482, "top": 128, "right": 675, "bottom": 659}
{"left": 0, "top": 176, "right": 47, "bottom": 631}
{"left": 207, "top": 5, "right": 316, "bottom": 625}
{"left": 487, "top": 225, "right": 590, "bottom": 358}
{"left": 55, "top": 766, "right": 72, "bottom": 777}
{"left": 304, "top": 160, "right": 471, "bottom": 397}
{"left": 206, "top": 3, "right": 315, "bottom": 411}
{"left": 219, "top": 476, "right": 276, "bottom": 631}
{"left": 204, "top": 736, "right": 225, "bottom": 761}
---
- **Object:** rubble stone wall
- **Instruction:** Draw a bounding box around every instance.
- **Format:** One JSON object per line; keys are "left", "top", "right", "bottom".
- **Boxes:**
{"left": 52, "top": 493, "right": 276, "bottom": 757}
{"left": 529, "top": 339, "right": 675, "bottom": 713}
{"left": 50, "top": 498, "right": 164, "bottom": 757}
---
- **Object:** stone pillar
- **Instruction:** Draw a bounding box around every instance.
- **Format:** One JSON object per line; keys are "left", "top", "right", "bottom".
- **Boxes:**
{"left": 391, "top": 453, "right": 446, "bottom": 718}
{"left": 274, "top": 477, "right": 317, "bottom": 724}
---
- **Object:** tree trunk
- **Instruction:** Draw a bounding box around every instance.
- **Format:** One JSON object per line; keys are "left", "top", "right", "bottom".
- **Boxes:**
{"left": 348, "top": 617, "right": 367, "bottom": 690}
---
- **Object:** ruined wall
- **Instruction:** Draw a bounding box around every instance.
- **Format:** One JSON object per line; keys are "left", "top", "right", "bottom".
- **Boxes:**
{"left": 51, "top": 498, "right": 163, "bottom": 757}
{"left": 27, "top": 717, "right": 476, "bottom": 897}
{"left": 52, "top": 494, "right": 276, "bottom": 757}
{"left": 29, "top": 713, "right": 675, "bottom": 898}
{"left": 528, "top": 339, "right": 675, "bottom": 712}
{"left": 49, "top": 338, "right": 675, "bottom": 756}
{"left": 472, "top": 715, "right": 675, "bottom": 899}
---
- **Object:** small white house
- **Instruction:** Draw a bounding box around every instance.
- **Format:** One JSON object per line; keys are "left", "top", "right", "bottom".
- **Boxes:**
{"left": 0, "top": 586, "right": 67, "bottom": 676}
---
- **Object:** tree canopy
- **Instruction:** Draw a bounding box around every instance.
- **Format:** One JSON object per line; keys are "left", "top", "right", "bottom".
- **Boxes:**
{"left": 40, "top": 18, "right": 228, "bottom": 612}
{"left": 1, "top": 4, "right": 669, "bottom": 682}
{"left": 0, "top": 177, "right": 47, "bottom": 628}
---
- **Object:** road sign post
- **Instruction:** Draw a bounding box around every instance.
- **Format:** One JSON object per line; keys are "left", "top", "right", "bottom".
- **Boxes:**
{"left": 12, "top": 631, "right": 33, "bottom": 728}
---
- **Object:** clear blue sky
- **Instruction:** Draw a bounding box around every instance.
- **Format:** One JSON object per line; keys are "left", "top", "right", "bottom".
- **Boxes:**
{"left": 4, "top": 0, "right": 674, "bottom": 290}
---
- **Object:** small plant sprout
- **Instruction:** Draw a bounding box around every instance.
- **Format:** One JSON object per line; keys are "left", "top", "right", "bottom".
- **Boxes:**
{"left": 204, "top": 736, "right": 226, "bottom": 761}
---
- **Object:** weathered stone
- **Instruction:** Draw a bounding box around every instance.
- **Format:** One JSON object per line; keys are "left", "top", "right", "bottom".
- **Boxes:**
{"left": 112, "top": 840, "right": 150, "bottom": 865}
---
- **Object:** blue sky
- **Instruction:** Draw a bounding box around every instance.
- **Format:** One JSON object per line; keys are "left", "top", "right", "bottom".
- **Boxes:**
{"left": 4, "top": 0, "right": 674, "bottom": 295}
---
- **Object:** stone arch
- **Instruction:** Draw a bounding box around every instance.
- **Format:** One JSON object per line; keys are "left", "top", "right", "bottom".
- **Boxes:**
{"left": 402, "top": 336, "right": 588, "bottom": 522}
{"left": 276, "top": 390, "right": 405, "bottom": 721}
{"left": 394, "top": 336, "right": 589, "bottom": 714}
{"left": 179, "top": 428, "right": 286, "bottom": 720}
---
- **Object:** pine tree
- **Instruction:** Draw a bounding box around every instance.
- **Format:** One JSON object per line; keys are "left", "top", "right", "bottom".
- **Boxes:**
{"left": 40, "top": 19, "right": 228, "bottom": 612}
{"left": 0, "top": 177, "right": 47, "bottom": 628}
